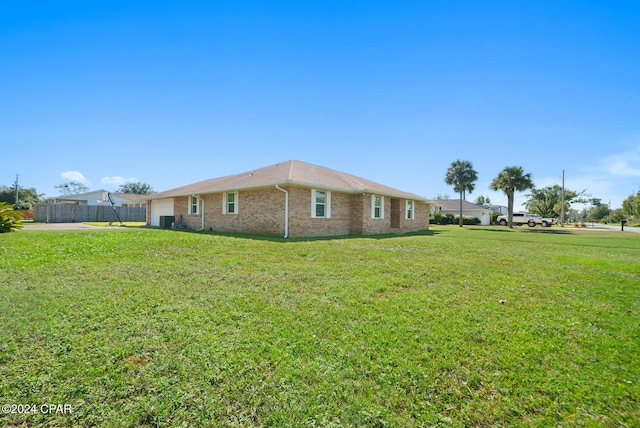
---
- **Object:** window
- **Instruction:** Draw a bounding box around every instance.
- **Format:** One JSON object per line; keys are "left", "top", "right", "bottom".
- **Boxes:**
{"left": 223, "top": 192, "right": 238, "bottom": 214}
{"left": 406, "top": 200, "right": 414, "bottom": 220}
{"left": 372, "top": 195, "right": 384, "bottom": 219}
{"left": 190, "top": 196, "right": 199, "bottom": 215}
{"left": 311, "top": 189, "right": 331, "bottom": 218}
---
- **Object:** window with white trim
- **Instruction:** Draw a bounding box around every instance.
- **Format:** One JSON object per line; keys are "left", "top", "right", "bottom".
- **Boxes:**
{"left": 190, "top": 196, "right": 200, "bottom": 215}
{"left": 223, "top": 192, "right": 238, "bottom": 214}
{"left": 406, "top": 200, "right": 414, "bottom": 220}
{"left": 311, "top": 189, "right": 331, "bottom": 218}
{"left": 372, "top": 195, "right": 384, "bottom": 219}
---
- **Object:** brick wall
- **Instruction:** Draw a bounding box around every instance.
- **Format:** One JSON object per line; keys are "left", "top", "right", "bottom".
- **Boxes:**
{"left": 358, "top": 195, "right": 391, "bottom": 235}
{"left": 165, "top": 186, "right": 429, "bottom": 237}
{"left": 400, "top": 200, "right": 430, "bottom": 232}
{"left": 287, "top": 186, "right": 351, "bottom": 237}
{"left": 351, "top": 194, "right": 429, "bottom": 235}
{"left": 350, "top": 194, "right": 365, "bottom": 235}
{"left": 175, "top": 196, "right": 190, "bottom": 227}
{"left": 174, "top": 190, "right": 286, "bottom": 235}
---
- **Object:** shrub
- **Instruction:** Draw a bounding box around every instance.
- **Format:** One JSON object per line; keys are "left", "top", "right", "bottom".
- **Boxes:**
{"left": 437, "top": 216, "right": 450, "bottom": 225}
{"left": 462, "top": 216, "right": 481, "bottom": 225}
{"left": 0, "top": 202, "right": 24, "bottom": 233}
{"left": 431, "top": 212, "right": 442, "bottom": 225}
{"left": 431, "top": 213, "right": 480, "bottom": 225}
{"left": 435, "top": 213, "right": 453, "bottom": 225}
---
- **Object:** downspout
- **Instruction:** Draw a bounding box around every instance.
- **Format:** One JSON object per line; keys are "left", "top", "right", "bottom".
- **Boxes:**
{"left": 196, "top": 195, "right": 205, "bottom": 231}
{"left": 275, "top": 185, "right": 289, "bottom": 238}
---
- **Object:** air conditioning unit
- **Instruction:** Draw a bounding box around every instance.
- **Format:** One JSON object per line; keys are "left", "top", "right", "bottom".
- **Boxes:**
{"left": 159, "top": 216, "right": 175, "bottom": 229}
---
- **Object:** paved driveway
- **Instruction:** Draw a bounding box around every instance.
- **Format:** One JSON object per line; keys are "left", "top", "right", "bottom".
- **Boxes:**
{"left": 587, "top": 224, "right": 640, "bottom": 234}
{"left": 22, "top": 223, "right": 105, "bottom": 231}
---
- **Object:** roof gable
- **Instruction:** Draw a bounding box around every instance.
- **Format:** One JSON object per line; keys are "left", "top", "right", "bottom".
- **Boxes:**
{"left": 435, "top": 199, "right": 488, "bottom": 211}
{"left": 150, "top": 160, "right": 428, "bottom": 201}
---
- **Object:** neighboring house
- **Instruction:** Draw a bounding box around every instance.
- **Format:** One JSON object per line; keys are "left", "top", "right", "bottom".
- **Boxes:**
{"left": 45, "top": 190, "right": 147, "bottom": 207}
{"left": 482, "top": 204, "right": 508, "bottom": 215}
{"left": 432, "top": 199, "right": 494, "bottom": 225}
{"left": 146, "top": 160, "right": 432, "bottom": 238}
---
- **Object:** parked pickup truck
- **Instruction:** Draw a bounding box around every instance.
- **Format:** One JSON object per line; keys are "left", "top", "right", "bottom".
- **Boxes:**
{"left": 496, "top": 213, "right": 556, "bottom": 227}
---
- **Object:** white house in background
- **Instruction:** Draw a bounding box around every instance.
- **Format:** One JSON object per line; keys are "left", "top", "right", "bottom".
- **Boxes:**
{"left": 45, "top": 190, "right": 147, "bottom": 207}
{"left": 482, "top": 204, "right": 508, "bottom": 215}
{"left": 432, "top": 199, "right": 495, "bottom": 225}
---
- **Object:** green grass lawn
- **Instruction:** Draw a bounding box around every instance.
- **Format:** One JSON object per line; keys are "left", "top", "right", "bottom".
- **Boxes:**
{"left": 1, "top": 226, "right": 638, "bottom": 427}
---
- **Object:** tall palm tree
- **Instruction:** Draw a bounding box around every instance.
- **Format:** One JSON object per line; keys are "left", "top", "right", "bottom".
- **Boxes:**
{"left": 445, "top": 159, "right": 478, "bottom": 227}
{"left": 490, "top": 166, "right": 534, "bottom": 228}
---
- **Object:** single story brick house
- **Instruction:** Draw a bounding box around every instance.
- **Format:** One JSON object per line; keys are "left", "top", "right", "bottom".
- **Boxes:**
{"left": 146, "top": 160, "right": 432, "bottom": 237}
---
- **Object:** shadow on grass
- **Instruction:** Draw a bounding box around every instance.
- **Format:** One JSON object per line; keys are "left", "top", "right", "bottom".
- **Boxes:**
{"left": 521, "top": 228, "right": 577, "bottom": 235}
{"left": 465, "top": 227, "right": 515, "bottom": 233}
{"left": 159, "top": 228, "right": 443, "bottom": 243}
{"left": 466, "top": 226, "right": 581, "bottom": 235}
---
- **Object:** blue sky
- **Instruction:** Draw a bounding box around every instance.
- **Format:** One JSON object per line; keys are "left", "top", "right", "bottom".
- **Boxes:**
{"left": 2, "top": 1, "right": 639, "bottom": 210}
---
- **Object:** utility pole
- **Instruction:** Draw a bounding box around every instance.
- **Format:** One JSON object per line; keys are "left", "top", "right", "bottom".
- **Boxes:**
{"left": 14, "top": 174, "right": 19, "bottom": 206}
{"left": 560, "top": 169, "right": 565, "bottom": 227}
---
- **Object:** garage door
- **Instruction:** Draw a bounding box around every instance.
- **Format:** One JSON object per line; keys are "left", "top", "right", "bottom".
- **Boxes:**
{"left": 150, "top": 198, "right": 174, "bottom": 227}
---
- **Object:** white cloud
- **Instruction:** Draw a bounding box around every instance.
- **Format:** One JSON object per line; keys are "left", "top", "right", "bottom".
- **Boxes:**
{"left": 101, "top": 176, "right": 139, "bottom": 186}
{"left": 602, "top": 150, "right": 640, "bottom": 177}
{"left": 61, "top": 170, "right": 91, "bottom": 185}
{"left": 599, "top": 137, "right": 640, "bottom": 177}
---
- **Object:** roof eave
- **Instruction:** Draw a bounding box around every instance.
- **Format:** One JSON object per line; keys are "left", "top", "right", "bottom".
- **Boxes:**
{"left": 146, "top": 180, "right": 430, "bottom": 203}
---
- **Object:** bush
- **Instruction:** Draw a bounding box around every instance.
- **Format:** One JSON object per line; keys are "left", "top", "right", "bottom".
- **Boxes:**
{"left": 430, "top": 213, "right": 442, "bottom": 225}
{"left": 462, "top": 216, "right": 481, "bottom": 225}
{"left": 439, "top": 214, "right": 454, "bottom": 225}
{"left": 0, "top": 202, "right": 24, "bottom": 233}
{"left": 431, "top": 213, "right": 481, "bottom": 225}
{"left": 436, "top": 216, "right": 450, "bottom": 225}
{"left": 431, "top": 213, "right": 454, "bottom": 225}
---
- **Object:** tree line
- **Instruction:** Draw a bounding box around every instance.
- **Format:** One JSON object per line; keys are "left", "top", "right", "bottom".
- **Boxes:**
{"left": 443, "top": 159, "right": 637, "bottom": 227}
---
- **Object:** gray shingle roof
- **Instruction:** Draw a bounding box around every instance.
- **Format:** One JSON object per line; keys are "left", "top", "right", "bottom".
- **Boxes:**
{"left": 149, "top": 160, "right": 428, "bottom": 201}
{"left": 435, "top": 199, "right": 488, "bottom": 211}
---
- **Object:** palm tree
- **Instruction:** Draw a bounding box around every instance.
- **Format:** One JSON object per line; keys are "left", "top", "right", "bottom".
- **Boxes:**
{"left": 490, "top": 166, "right": 534, "bottom": 228}
{"left": 445, "top": 159, "right": 478, "bottom": 227}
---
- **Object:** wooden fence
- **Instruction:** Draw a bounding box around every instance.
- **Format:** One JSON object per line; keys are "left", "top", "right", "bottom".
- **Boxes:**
{"left": 34, "top": 204, "right": 147, "bottom": 223}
